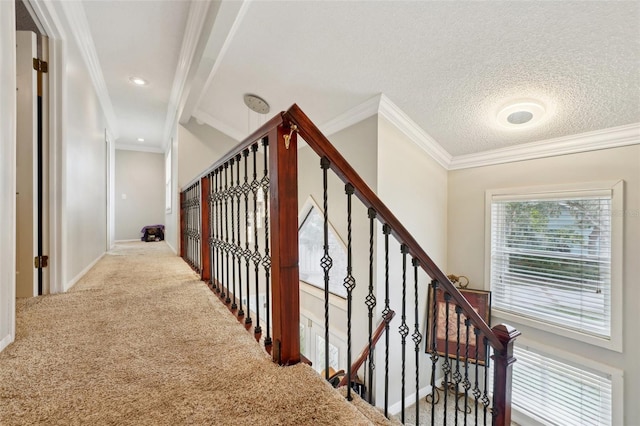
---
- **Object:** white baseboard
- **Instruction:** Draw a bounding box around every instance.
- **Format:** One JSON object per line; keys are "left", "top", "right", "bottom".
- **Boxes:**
{"left": 166, "top": 241, "right": 177, "bottom": 254}
{"left": 388, "top": 383, "right": 434, "bottom": 416}
{"left": 64, "top": 253, "right": 105, "bottom": 292}
{"left": 114, "top": 239, "right": 140, "bottom": 243}
{"left": 0, "top": 333, "right": 14, "bottom": 353}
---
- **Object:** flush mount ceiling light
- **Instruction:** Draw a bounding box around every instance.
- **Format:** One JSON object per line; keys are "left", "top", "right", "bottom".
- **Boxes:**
{"left": 129, "top": 76, "right": 148, "bottom": 86}
{"left": 243, "top": 94, "right": 270, "bottom": 114}
{"left": 137, "top": 138, "right": 145, "bottom": 142}
{"left": 497, "top": 100, "right": 546, "bottom": 129}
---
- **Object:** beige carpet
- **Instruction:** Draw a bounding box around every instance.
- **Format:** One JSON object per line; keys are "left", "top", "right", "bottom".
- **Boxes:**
{"left": 0, "top": 242, "right": 394, "bottom": 425}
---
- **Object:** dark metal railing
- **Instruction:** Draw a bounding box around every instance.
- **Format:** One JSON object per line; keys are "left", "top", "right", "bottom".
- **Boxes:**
{"left": 179, "top": 105, "right": 519, "bottom": 425}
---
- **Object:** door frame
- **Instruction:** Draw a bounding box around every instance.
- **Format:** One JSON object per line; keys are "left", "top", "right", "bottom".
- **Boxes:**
{"left": 0, "top": 0, "right": 18, "bottom": 352}
{"left": 26, "top": 0, "right": 65, "bottom": 294}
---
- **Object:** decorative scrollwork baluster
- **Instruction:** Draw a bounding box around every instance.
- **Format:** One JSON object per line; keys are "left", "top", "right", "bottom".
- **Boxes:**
{"left": 320, "top": 156, "right": 332, "bottom": 380}
{"left": 242, "top": 149, "right": 252, "bottom": 326}
{"left": 399, "top": 244, "right": 409, "bottom": 424}
{"left": 366, "top": 207, "right": 377, "bottom": 404}
{"left": 455, "top": 305, "right": 463, "bottom": 424}
{"left": 443, "top": 292, "right": 452, "bottom": 426}
{"left": 251, "top": 143, "right": 262, "bottom": 337}
{"left": 261, "top": 138, "right": 272, "bottom": 347}
{"left": 412, "top": 258, "right": 422, "bottom": 426}
{"left": 235, "top": 153, "right": 244, "bottom": 318}
{"left": 223, "top": 163, "right": 231, "bottom": 305}
{"left": 344, "top": 183, "right": 356, "bottom": 401}
{"left": 382, "top": 223, "right": 391, "bottom": 418}
{"left": 229, "top": 158, "right": 237, "bottom": 310}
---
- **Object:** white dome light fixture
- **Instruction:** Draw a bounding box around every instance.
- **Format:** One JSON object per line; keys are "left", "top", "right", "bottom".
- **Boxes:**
{"left": 137, "top": 138, "right": 145, "bottom": 142}
{"left": 497, "top": 100, "right": 546, "bottom": 129}
{"left": 243, "top": 94, "right": 270, "bottom": 114}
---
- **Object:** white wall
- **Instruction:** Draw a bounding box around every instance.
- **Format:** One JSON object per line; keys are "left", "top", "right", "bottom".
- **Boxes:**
{"left": 448, "top": 145, "right": 640, "bottom": 424}
{"left": 0, "top": 1, "right": 17, "bottom": 352}
{"left": 57, "top": 7, "right": 110, "bottom": 291}
{"left": 114, "top": 150, "right": 165, "bottom": 240}
{"left": 178, "top": 117, "right": 238, "bottom": 189}
{"left": 375, "top": 115, "right": 449, "bottom": 412}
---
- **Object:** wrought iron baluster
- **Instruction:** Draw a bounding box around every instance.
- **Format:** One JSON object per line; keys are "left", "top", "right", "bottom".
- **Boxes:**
{"left": 344, "top": 183, "right": 356, "bottom": 401}
{"left": 261, "top": 138, "right": 272, "bottom": 347}
{"left": 219, "top": 168, "right": 226, "bottom": 299}
{"left": 251, "top": 143, "right": 262, "bottom": 337}
{"left": 473, "top": 328, "right": 481, "bottom": 425}
{"left": 443, "top": 292, "right": 452, "bottom": 426}
{"left": 482, "top": 337, "right": 490, "bottom": 426}
{"left": 463, "top": 318, "right": 472, "bottom": 425}
{"left": 366, "top": 208, "right": 377, "bottom": 404}
{"left": 320, "top": 157, "right": 332, "bottom": 380}
{"left": 235, "top": 153, "right": 244, "bottom": 318}
{"left": 208, "top": 173, "right": 215, "bottom": 290}
{"left": 382, "top": 223, "right": 391, "bottom": 418}
{"left": 224, "top": 163, "right": 231, "bottom": 304}
{"left": 243, "top": 149, "right": 252, "bottom": 326}
{"left": 399, "top": 244, "right": 409, "bottom": 424}
{"left": 455, "top": 305, "right": 463, "bottom": 425}
{"left": 412, "top": 258, "right": 422, "bottom": 426}
{"left": 229, "top": 159, "right": 238, "bottom": 310}
{"left": 216, "top": 168, "right": 222, "bottom": 294}
{"left": 196, "top": 181, "right": 201, "bottom": 272}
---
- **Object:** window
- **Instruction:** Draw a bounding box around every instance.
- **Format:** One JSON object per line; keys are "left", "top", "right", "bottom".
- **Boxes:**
{"left": 298, "top": 197, "right": 348, "bottom": 298}
{"left": 509, "top": 344, "right": 618, "bottom": 426}
{"left": 486, "top": 181, "right": 623, "bottom": 350}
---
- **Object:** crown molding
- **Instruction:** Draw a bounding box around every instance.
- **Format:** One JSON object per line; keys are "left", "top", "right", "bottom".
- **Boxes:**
{"left": 187, "top": 1, "right": 251, "bottom": 126}
{"left": 162, "top": 0, "right": 214, "bottom": 152}
{"left": 58, "top": 1, "right": 119, "bottom": 139}
{"left": 192, "top": 109, "right": 244, "bottom": 142}
{"left": 377, "top": 94, "right": 452, "bottom": 169}
{"left": 449, "top": 122, "right": 640, "bottom": 170}
{"left": 319, "top": 94, "right": 381, "bottom": 136}
{"left": 115, "top": 143, "right": 165, "bottom": 154}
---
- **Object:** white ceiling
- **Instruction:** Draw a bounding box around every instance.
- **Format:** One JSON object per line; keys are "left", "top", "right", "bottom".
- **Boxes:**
{"left": 73, "top": 0, "right": 639, "bottom": 158}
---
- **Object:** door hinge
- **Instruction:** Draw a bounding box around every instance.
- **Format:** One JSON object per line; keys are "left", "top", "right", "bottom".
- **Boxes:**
{"left": 34, "top": 255, "right": 49, "bottom": 268}
{"left": 32, "top": 58, "right": 48, "bottom": 73}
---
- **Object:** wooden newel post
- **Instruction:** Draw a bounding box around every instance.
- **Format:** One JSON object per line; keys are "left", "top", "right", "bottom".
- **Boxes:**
{"left": 200, "top": 177, "right": 211, "bottom": 283}
{"left": 491, "top": 324, "right": 521, "bottom": 426}
{"left": 268, "top": 123, "right": 301, "bottom": 365}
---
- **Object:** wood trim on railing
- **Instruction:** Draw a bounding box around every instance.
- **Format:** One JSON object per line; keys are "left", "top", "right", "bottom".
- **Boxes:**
{"left": 283, "top": 104, "right": 503, "bottom": 352}
{"left": 179, "top": 191, "right": 186, "bottom": 259}
{"left": 269, "top": 124, "right": 301, "bottom": 365}
{"left": 337, "top": 310, "right": 395, "bottom": 388}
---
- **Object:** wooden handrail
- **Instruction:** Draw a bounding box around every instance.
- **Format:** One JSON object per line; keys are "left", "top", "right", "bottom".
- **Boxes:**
{"left": 338, "top": 310, "right": 396, "bottom": 388}
{"left": 283, "top": 104, "right": 504, "bottom": 352}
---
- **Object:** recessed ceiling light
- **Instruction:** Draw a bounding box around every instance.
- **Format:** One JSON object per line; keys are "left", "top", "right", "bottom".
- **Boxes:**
{"left": 137, "top": 138, "right": 145, "bottom": 142}
{"left": 497, "top": 100, "right": 546, "bottom": 129}
{"left": 129, "top": 76, "right": 148, "bottom": 86}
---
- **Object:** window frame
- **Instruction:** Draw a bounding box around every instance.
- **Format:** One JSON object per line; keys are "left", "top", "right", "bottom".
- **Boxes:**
{"left": 484, "top": 180, "right": 624, "bottom": 352}
{"left": 508, "top": 337, "right": 624, "bottom": 426}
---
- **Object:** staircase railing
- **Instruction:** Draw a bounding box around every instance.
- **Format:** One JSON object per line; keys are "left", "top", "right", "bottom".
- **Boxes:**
{"left": 180, "top": 104, "right": 519, "bottom": 425}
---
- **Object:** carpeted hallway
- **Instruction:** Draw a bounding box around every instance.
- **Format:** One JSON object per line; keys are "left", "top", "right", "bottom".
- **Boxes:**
{"left": 0, "top": 242, "right": 393, "bottom": 425}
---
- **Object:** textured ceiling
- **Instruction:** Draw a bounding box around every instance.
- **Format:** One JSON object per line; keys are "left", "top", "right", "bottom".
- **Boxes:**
{"left": 75, "top": 0, "right": 639, "bottom": 157}
{"left": 196, "top": 0, "right": 640, "bottom": 156}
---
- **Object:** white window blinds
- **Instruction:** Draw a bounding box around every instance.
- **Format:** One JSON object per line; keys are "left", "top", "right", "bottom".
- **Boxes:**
{"left": 490, "top": 193, "right": 612, "bottom": 338}
{"left": 511, "top": 345, "right": 613, "bottom": 426}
